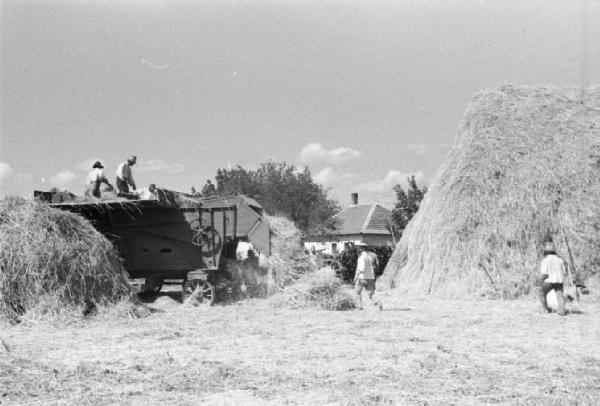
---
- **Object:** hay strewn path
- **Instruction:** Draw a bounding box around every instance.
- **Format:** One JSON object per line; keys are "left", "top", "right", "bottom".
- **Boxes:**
{"left": 1, "top": 292, "right": 599, "bottom": 405}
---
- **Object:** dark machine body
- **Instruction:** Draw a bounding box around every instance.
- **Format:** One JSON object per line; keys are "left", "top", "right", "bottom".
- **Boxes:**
{"left": 40, "top": 189, "right": 270, "bottom": 304}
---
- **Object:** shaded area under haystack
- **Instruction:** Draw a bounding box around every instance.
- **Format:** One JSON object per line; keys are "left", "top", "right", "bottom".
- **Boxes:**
{"left": 383, "top": 85, "right": 600, "bottom": 298}
{"left": 0, "top": 198, "right": 131, "bottom": 321}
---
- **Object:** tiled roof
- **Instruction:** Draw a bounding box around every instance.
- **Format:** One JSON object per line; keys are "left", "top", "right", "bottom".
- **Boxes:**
{"left": 331, "top": 203, "right": 392, "bottom": 235}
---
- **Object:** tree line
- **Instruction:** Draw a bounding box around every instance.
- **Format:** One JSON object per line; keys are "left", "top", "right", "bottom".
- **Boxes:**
{"left": 197, "top": 161, "right": 426, "bottom": 237}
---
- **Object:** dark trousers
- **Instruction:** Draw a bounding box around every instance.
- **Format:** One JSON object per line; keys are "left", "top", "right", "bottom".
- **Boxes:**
{"left": 116, "top": 178, "right": 129, "bottom": 194}
{"left": 354, "top": 279, "right": 378, "bottom": 309}
{"left": 539, "top": 282, "right": 565, "bottom": 316}
{"left": 85, "top": 181, "right": 101, "bottom": 198}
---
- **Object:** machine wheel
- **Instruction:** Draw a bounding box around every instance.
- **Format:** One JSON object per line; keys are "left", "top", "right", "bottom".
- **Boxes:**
{"left": 182, "top": 280, "right": 215, "bottom": 306}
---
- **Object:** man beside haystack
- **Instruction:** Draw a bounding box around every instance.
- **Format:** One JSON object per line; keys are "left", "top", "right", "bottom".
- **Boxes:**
{"left": 354, "top": 242, "right": 382, "bottom": 311}
{"left": 539, "top": 242, "right": 567, "bottom": 316}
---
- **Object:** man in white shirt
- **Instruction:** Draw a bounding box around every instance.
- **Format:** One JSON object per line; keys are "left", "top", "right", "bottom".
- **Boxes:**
{"left": 85, "top": 161, "right": 113, "bottom": 198}
{"left": 539, "top": 242, "right": 567, "bottom": 316}
{"left": 115, "top": 155, "right": 137, "bottom": 194}
{"left": 354, "top": 242, "right": 382, "bottom": 310}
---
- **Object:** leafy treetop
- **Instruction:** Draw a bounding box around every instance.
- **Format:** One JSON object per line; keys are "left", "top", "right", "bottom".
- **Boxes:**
{"left": 391, "top": 175, "right": 427, "bottom": 239}
{"left": 200, "top": 161, "right": 340, "bottom": 233}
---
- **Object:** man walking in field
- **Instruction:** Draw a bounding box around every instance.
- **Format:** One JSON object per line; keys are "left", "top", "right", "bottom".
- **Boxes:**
{"left": 354, "top": 242, "right": 382, "bottom": 310}
{"left": 539, "top": 242, "right": 567, "bottom": 316}
{"left": 85, "top": 161, "right": 113, "bottom": 198}
{"left": 115, "top": 155, "right": 137, "bottom": 194}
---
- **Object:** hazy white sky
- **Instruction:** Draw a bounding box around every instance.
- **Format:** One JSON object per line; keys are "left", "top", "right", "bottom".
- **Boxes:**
{"left": 1, "top": 0, "right": 599, "bottom": 207}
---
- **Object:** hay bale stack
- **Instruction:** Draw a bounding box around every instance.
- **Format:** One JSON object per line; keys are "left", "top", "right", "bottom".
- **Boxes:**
{"left": 0, "top": 198, "right": 131, "bottom": 320}
{"left": 384, "top": 85, "right": 600, "bottom": 297}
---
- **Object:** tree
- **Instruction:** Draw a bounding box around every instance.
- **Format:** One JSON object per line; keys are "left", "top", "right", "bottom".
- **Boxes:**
{"left": 200, "top": 180, "right": 217, "bottom": 197}
{"left": 215, "top": 167, "right": 259, "bottom": 197}
{"left": 391, "top": 175, "right": 427, "bottom": 239}
{"left": 205, "top": 161, "right": 340, "bottom": 233}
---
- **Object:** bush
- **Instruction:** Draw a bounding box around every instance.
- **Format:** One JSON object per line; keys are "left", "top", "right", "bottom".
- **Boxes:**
{"left": 339, "top": 245, "right": 393, "bottom": 282}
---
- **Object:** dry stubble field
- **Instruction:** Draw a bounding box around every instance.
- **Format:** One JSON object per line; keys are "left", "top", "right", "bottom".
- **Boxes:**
{"left": 1, "top": 289, "right": 599, "bottom": 406}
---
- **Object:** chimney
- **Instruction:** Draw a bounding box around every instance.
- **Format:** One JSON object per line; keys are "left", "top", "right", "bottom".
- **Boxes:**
{"left": 351, "top": 193, "right": 358, "bottom": 205}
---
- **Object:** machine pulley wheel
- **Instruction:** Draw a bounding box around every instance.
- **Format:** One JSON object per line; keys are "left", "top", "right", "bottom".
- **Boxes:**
{"left": 182, "top": 279, "right": 215, "bottom": 306}
{"left": 189, "top": 220, "right": 222, "bottom": 257}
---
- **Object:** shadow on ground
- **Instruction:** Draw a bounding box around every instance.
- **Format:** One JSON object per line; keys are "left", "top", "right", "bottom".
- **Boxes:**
{"left": 137, "top": 290, "right": 182, "bottom": 304}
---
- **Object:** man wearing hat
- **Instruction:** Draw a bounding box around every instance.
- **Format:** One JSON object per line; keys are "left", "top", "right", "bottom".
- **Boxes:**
{"left": 115, "top": 155, "right": 137, "bottom": 194}
{"left": 85, "top": 161, "right": 113, "bottom": 198}
{"left": 354, "top": 242, "right": 383, "bottom": 310}
{"left": 539, "top": 242, "right": 567, "bottom": 316}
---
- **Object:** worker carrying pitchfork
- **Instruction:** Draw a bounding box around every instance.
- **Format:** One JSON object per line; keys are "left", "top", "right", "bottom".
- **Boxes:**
{"left": 354, "top": 242, "right": 383, "bottom": 311}
{"left": 538, "top": 242, "right": 567, "bottom": 316}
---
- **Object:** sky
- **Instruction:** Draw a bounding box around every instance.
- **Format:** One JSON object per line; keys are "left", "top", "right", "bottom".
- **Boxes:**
{"left": 1, "top": 0, "right": 599, "bottom": 208}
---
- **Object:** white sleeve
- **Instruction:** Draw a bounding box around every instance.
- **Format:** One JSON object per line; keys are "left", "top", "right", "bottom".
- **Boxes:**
{"left": 356, "top": 254, "right": 365, "bottom": 274}
{"left": 540, "top": 258, "right": 548, "bottom": 275}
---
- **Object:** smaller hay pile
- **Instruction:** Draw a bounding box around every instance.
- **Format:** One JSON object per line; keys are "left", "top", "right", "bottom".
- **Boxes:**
{"left": 0, "top": 198, "right": 131, "bottom": 321}
{"left": 265, "top": 215, "right": 355, "bottom": 310}
{"left": 227, "top": 215, "right": 312, "bottom": 298}
{"left": 266, "top": 215, "right": 313, "bottom": 289}
{"left": 270, "top": 267, "right": 356, "bottom": 311}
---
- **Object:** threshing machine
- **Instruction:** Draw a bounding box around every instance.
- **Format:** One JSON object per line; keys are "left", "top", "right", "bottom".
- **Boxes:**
{"left": 37, "top": 188, "right": 270, "bottom": 305}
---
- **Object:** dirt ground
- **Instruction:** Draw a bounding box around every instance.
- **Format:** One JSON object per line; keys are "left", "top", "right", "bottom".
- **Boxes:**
{"left": 1, "top": 288, "right": 599, "bottom": 406}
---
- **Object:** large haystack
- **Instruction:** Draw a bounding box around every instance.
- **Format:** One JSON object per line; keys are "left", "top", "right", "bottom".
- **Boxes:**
{"left": 0, "top": 198, "right": 131, "bottom": 320}
{"left": 384, "top": 85, "right": 600, "bottom": 297}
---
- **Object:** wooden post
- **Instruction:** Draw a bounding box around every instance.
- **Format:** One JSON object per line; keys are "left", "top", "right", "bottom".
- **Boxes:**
{"left": 267, "top": 266, "right": 273, "bottom": 297}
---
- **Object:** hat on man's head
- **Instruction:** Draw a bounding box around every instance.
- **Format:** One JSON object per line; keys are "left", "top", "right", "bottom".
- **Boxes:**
{"left": 543, "top": 242, "right": 557, "bottom": 253}
{"left": 127, "top": 155, "right": 137, "bottom": 164}
{"left": 92, "top": 161, "right": 104, "bottom": 169}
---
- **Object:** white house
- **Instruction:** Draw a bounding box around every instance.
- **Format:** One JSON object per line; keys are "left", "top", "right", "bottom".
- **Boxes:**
{"left": 304, "top": 194, "right": 395, "bottom": 255}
